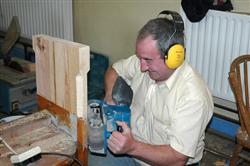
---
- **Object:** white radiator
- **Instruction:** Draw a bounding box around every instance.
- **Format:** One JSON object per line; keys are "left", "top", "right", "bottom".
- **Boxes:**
{"left": 0, "top": 0, "right": 73, "bottom": 40}
{"left": 181, "top": 8, "right": 250, "bottom": 102}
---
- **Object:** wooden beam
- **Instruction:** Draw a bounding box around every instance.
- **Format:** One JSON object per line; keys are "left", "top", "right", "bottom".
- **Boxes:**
{"left": 37, "top": 95, "right": 71, "bottom": 129}
{"left": 77, "top": 118, "right": 88, "bottom": 165}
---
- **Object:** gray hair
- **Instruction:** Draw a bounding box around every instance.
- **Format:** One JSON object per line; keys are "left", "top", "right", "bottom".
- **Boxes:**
{"left": 136, "top": 18, "right": 184, "bottom": 58}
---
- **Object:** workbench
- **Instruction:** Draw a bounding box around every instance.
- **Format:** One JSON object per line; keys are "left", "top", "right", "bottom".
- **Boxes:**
{"left": 0, "top": 110, "right": 76, "bottom": 166}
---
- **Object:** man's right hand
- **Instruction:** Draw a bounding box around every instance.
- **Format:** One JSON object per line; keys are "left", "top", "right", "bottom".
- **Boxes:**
{"left": 104, "top": 95, "right": 116, "bottom": 105}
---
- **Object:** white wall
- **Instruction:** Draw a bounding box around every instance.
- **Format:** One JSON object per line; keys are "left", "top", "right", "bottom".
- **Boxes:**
{"left": 231, "top": 0, "right": 250, "bottom": 13}
{"left": 73, "top": 0, "right": 181, "bottom": 63}
{"left": 73, "top": 0, "right": 250, "bottom": 64}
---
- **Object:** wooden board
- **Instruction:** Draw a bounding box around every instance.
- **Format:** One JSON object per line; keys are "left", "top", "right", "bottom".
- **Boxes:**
{"left": 0, "top": 110, "right": 76, "bottom": 166}
{"left": 32, "top": 35, "right": 90, "bottom": 116}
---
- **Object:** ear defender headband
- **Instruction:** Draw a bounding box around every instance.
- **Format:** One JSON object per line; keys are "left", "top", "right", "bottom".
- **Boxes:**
{"left": 158, "top": 10, "right": 185, "bottom": 69}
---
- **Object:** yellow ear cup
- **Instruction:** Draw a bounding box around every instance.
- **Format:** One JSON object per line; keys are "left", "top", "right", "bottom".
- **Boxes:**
{"left": 165, "top": 44, "right": 185, "bottom": 69}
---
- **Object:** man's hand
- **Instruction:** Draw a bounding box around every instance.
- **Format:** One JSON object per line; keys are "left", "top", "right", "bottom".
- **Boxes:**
{"left": 103, "top": 95, "right": 116, "bottom": 105}
{"left": 107, "top": 121, "right": 136, "bottom": 154}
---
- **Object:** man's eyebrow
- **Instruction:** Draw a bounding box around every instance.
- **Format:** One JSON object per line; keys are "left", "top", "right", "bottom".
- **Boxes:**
{"left": 135, "top": 53, "right": 153, "bottom": 60}
{"left": 143, "top": 57, "right": 152, "bottom": 60}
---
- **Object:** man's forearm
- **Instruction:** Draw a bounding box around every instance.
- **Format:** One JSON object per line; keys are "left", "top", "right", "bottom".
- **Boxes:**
{"left": 104, "top": 66, "right": 118, "bottom": 102}
{"left": 129, "top": 140, "right": 188, "bottom": 166}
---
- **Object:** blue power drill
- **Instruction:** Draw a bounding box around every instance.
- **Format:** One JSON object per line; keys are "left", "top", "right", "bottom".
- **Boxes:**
{"left": 87, "top": 100, "right": 131, "bottom": 154}
{"left": 88, "top": 76, "right": 133, "bottom": 154}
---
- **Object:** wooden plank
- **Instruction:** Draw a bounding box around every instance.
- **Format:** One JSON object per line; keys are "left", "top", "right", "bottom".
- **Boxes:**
{"left": 33, "top": 36, "right": 55, "bottom": 102}
{"left": 33, "top": 35, "right": 90, "bottom": 116}
{"left": 76, "top": 74, "right": 87, "bottom": 120}
{"left": 67, "top": 47, "right": 80, "bottom": 114}
{"left": 54, "top": 42, "right": 67, "bottom": 109}
{"left": 0, "top": 110, "right": 76, "bottom": 166}
{"left": 77, "top": 118, "right": 88, "bottom": 165}
{"left": 37, "top": 95, "right": 72, "bottom": 130}
{"left": 0, "top": 112, "right": 51, "bottom": 140}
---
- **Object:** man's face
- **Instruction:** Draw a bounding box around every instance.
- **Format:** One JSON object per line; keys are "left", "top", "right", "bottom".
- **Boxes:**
{"left": 136, "top": 36, "right": 171, "bottom": 82}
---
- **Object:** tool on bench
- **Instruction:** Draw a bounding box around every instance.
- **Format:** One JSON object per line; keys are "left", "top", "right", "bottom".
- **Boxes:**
{"left": 88, "top": 76, "right": 133, "bottom": 154}
{"left": 0, "top": 16, "right": 37, "bottom": 115}
{"left": 0, "top": 16, "right": 24, "bottom": 72}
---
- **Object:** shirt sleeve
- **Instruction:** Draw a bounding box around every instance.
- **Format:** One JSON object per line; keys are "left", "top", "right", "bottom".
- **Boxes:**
{"left": 112, "top": 55, "right": 140, "bottom": 85}
{"left": 169, "top": 87, "right": 213, "bottom": 157}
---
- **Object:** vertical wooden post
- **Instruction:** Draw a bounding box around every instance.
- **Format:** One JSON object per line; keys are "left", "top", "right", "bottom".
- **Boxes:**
{"left": 77, "top": 118, "right": 88, "bottom": 165}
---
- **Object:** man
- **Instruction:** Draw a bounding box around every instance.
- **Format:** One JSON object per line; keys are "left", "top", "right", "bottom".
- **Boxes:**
{"left": 89, "top": 10, "right": 213, "bottom": 166}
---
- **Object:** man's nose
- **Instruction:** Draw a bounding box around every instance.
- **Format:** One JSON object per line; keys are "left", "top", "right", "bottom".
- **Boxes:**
{"left": 140, "top": 60, "right": 148, "bottom": 72}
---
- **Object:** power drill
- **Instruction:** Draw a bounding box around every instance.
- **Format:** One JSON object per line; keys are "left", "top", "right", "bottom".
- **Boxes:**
{"left": 87, "top": 76, "right": 133, "bottom": 154}
{"left": 87, "top": 99, "right": 131, "bottom": 154}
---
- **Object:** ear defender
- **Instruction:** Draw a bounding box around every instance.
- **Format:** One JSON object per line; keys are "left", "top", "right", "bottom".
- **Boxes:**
{"left": 165, "top": 44, "right": 185, "bottom": 69}
{"left": 158, "top": 10, "right": 185, "bottom": 69}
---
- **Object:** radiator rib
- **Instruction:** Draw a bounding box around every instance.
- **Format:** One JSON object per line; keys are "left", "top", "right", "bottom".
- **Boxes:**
{"left": 0, "top": 0, "right": 73, "bottom": 41}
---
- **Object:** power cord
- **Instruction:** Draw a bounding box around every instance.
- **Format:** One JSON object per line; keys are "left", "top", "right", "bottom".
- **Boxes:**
{"left": 0, "top": 136, "right": 83, "bottom": 166}
{"left": 0, "top": 136, "right": 17, "bottom": 155}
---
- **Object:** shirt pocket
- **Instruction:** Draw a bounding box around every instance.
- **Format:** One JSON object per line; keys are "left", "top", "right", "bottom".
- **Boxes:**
{"left": 151, "top": 105, "right": 172, "bottom": 144}
{"left": 152, "top": 104, "right": 172, "bottom": 126}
